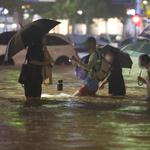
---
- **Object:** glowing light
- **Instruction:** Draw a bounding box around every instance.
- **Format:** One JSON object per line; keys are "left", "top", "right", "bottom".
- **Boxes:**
{"left": 132, "top": 15, "right": 140, "bottom": 24}
{"left": 23, "top": 13, "right": 29, "bottom": 19}
{"left": 126, "top": 8, "right": 135, "bottom": 16}
{"left": 54, "top": 51, "right": 56, "bottom": 54}
{"left": 61, "top": 62, "right": 65, "bottom": 66}
{"left": 143, "top": 0, "right": 148, "bottom": 4}
{"left": 2, "top": 9, "right": 9, "bottom": 15}
{"left": 12, "top": 23, "right": 17, "bottom": 28}
{"left": 77, "top": 10, "right": 83, "bottom": 15}
{"left": 0, "top": 23, "right": 5, "bottom": 28}
{"left": 26, "top": 4, "right": 30, "bottom": 8}
{"left": 22, "top": 5, "right": 26, "bottom": 9}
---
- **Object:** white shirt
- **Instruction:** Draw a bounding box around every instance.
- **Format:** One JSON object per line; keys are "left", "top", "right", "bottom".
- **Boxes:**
{"left": 146, "top": 67, "right": 150, "bottom": 98}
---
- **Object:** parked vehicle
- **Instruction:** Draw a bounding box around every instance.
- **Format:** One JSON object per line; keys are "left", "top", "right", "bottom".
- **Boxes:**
{"left": 118, "top": 37, "right": 149, "bottom": 49}
{"left": 67, "top": 34, "right": 95, "bottom": 52}
{"left": 73, "top": 43, "right": 88, "bottom": 52}
{"left": 0, "top": 32, "right": 79, "bottom": 65}
{"left": 97, "top": 34, "right": 123, "bottom": 47}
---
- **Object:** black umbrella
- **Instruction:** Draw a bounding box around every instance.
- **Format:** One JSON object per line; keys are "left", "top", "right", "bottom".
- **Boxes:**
{"left": 99, "top": 45, "right": 133, "bottom": 69}
{"left": 5, "top": 19, "right": 60, "bottom": 61}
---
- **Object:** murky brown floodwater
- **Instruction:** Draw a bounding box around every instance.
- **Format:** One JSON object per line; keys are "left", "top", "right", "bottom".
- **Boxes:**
{"left": 0, "top": 56, "right": 150, "bottom": 150}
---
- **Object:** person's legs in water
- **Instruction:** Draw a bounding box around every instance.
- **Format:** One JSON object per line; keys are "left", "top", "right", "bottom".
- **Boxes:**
{"left": 73, "top": 90, "right": 82, "bottom": 96}
{"left": 73, "top": 85, "right": 96, "bottom": 96}
{"left": 25, "top": 80, "right": 42, "bottom": 101}
{"left": 26, "top": 96, "right": 41, "bottom": 101}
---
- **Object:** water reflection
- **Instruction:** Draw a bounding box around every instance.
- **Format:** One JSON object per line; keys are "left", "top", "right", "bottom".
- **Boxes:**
{"left": 0, "top": 56, "right": 150, "bottom": 149}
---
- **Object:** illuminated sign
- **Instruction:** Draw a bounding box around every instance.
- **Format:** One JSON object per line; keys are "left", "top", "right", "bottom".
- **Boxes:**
{"left": 126, "top": 8, "right": 135, "bottom": 15}
{"left": 147, "top": 11, "right": 150, "bottom": 19}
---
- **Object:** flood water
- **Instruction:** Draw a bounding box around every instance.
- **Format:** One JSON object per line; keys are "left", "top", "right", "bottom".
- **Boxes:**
{"left": 0, "top": 56, "right": 150, "bottom": 150}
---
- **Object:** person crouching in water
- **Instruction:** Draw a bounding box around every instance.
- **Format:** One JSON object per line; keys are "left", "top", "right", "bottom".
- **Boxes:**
{"left": 137, "top": 54, "right": 150, "bottom": 100}
{"left": 70, "top": 36, "right": 100, "bottom": 96}
{"left": 99, "top": 50, "right": 126, "bottom": 95}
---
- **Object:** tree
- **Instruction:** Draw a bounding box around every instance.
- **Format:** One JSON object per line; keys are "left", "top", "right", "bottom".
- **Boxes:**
{"left": 0, "top": 0, "right": 127, "bottom": 33}
{"left": 40, "top": 0, "right": 127, "bottom": 33}
{"left": 0, "top": 0, "right": 25, "bottom": 24}
{"left": 0, "top": 0, "right": 54, "bottom": 24}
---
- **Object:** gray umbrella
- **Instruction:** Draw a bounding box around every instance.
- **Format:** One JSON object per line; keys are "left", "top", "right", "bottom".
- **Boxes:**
{"left": 98, "top": 45, "right": 133, "bottom": 69}
{"left": 5, "top": 19, "right": 60, "bottom": 61}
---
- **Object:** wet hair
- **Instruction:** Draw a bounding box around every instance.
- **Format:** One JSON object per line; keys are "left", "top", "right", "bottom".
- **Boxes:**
{"left": 139, "top": 54, "right": 150, "bottom": 64}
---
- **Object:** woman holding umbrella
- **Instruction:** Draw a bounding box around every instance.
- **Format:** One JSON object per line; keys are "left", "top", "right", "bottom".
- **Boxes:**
{"left": 4, "top": 19, "right": 60, "bottom": 101}
{"left": 24, "top": 37, "right": 52, "bottom": 101}
{"left": 99, "top": 50, "right": 126, "bottom": 95}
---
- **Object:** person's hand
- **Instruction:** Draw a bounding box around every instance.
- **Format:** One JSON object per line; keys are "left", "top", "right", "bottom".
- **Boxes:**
{"left": 70, "top": 55, "right": 79, "bottom": 63}
{"left": 45, "top": 58, "right": 51, "bottom": 65}
{"left": 137, "top": 76, "right": 143, "bottom": 82}
{"left": 99, "top": 83, "right": 105, "bottom": 90}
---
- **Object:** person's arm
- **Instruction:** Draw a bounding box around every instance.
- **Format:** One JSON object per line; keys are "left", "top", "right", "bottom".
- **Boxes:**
{"left": 137, "top": 76, "right": 146, "bottom": 84}
{"left": 99, "top": 79, "right": 108, "bottom": 90}
{"left": 43, "top": 45, "right": 55, "bottom": 63}
{"left": 70, "top": 52, "right": 97, "bottom": 71}
{"left": 99, "top": 70, "right": 111, "bottom": 90}
{"left": 29, "top": 59, "right": 51, "bottom": 66}
{"left": 78, "top": 61, "right": 95, "bottom": 71}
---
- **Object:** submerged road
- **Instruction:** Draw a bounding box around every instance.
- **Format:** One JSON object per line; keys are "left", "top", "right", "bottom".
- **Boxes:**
{"left": 0, "top": 56, "right": 150, "bottom": 150}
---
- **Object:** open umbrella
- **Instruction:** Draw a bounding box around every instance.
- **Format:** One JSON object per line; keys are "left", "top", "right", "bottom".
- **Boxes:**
{"left": 121, "top": 41, "right": 150, "bottom": 56}
{"left": 139, "top": 26, "right": 150, "bottom": 39}
{"left": 99, "top": 45, "right": 133, "bottom": 69}
{"left": 5, "top": 19, "right": 60, "bottom": 61}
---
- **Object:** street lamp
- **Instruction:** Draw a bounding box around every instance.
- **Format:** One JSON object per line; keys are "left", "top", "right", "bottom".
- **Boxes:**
{"left": 143, "top": 0, "right": 148, "bottom": 21}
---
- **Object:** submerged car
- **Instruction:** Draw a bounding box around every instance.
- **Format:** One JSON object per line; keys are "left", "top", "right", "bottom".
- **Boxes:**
{"left": 0, "top": 32, "right": 78, "bottom": 65}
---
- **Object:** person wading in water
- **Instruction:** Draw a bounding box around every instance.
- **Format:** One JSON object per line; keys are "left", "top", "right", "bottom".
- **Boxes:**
{"left": 70, "top": 36, "right": 100, "bottom": 96}
{"left": 24, "top": 37, "right": 52, "bottom": 101}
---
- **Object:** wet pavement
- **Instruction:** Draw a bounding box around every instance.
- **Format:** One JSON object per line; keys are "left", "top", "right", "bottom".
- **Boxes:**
{"left": 0, "top": 56, "right": 150, "bottom": 150}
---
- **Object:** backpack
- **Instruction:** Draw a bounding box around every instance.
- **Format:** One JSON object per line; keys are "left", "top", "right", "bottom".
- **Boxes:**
{"left": 93, "top": 49, "right": 111, "bottom": 81}
{"left": 75, "top": 54, "right": 90, "bottom": 80}
{"left": 75, "top": 49, "right": 111, "bottom": 81}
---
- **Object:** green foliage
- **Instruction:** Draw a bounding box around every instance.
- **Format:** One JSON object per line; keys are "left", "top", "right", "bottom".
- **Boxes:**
{"left": 0, "top": 0, "right": 24, "bottom": 14}
{"left": 0, "top": 0, "right": 127, "bottom": 24}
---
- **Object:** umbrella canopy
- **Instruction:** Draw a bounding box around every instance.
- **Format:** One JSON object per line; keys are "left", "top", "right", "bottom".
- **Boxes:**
{"left": 121, "top": 41, "right": 150, "bottom": 56}
{"left": 99, "top": 45, "right": 133, "bottom": 69}
{"left": 139, "top": 26, "right": 150, "bottom": 39}
{"left": 5, "top": 19, "right": 60, "bottom": 61}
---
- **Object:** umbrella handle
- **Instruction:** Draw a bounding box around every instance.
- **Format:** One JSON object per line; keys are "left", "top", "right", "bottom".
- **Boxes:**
{"left": 137, "top": 69, "right": 144, "bottom": 86}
